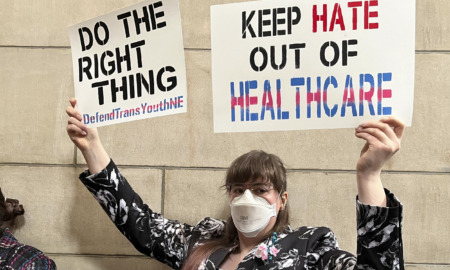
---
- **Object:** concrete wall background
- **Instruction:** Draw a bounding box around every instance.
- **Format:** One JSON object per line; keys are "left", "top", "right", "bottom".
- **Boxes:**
{"left": 0, "top": 0, "right": 448, "bottom": 269}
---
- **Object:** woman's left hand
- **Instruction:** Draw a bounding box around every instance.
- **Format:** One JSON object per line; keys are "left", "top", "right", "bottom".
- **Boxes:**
{"left": 355, "top": 116, "right": 405, "bottom": 205}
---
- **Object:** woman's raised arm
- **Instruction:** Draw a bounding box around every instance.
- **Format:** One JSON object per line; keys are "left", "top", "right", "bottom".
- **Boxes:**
{"left": 66, "top": 98, "right": 110, "bottom": 174}
{"left": 354, "top": 116, "right": 405, "bottom": 206}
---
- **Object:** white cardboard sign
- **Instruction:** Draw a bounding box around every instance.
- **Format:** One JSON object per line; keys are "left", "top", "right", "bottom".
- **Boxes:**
{"left": 211, "top": 0, "right": 415, "bottom": 133}
{"left": 69, "top": 0, "right": 187, "bottom": 127}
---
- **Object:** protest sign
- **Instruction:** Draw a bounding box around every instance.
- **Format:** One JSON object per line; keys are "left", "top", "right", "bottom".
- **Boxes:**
{"left": 211, "top": 0, "right": 415, "bottom": 133}
{"left": 69, "top": 0, "right": 187, "bottom": 127}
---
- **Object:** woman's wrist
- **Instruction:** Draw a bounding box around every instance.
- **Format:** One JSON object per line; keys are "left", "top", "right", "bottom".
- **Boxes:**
{"left": 356, "top": 167, "right": 381, "bottom": 182}
{"left": 356, "top": 169, "right": 386, "bottom": 207}
{"left": 81, "top": 142, "right": 110, "bottom": 174}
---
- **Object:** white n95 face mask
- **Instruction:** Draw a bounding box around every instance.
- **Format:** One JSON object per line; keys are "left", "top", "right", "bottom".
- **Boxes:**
{"left": 230, "top": 189, "right": 278, "bottom": 238}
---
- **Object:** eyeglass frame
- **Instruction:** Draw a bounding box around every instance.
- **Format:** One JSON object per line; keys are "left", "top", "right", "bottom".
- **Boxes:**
{"left": 226, "top": 182, "right": 277, "bottom": 198}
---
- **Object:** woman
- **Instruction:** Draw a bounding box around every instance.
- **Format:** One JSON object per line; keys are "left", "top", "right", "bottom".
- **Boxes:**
{"left": 67, "top": 98, "right": 405, "bottom": 269}
{"left": 0, "top": 189, "right": 57, "bottom": 269}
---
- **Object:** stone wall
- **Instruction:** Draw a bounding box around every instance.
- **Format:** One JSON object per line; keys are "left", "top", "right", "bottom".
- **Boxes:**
{"left": 0, "top": 0, "right": 448, "bottom": 269}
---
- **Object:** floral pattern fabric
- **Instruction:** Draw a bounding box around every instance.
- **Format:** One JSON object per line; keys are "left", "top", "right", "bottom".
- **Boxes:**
{"left": 79, "top": 159, "right": 404, "bottom": 270}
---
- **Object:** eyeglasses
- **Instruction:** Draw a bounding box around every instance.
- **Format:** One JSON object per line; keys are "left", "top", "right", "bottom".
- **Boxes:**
{"left": 227, "top": 183, "right": 275, "bottom": 197}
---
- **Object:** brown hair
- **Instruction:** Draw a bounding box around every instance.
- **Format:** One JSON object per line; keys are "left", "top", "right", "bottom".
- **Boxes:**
{"left": 0, "top": 188, "right": 25, "bottom": 228}
{"left": 182, "top": 150, "right": 290, "bottom": 269}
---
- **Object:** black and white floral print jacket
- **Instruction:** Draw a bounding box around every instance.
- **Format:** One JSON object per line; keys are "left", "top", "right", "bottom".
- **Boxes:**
{"left": 79, "top": 159, "right": 404, "bottom": 270}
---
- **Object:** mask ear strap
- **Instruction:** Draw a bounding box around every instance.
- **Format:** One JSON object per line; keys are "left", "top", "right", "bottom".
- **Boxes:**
{"left": 279, "top": 191, "right": 286, "bottom": 210}
{"left": 272, "top": 190, "right": 283, "bottom": 210}
{"left": 276, "top": 190, "right": 283, "bottom": 202}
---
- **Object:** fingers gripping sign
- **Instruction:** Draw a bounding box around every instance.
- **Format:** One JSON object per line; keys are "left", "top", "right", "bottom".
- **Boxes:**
{"left": 65, "top": 98, "right": 109, "bottom": 174}
{"left": 66, "top": 98, "right": 94, "bottom": 152}
{"left": 355, "top": 117, "right": 405, "bottom": 174}
{"left": 354, "top": 116, "right": 405, "bottom": 206}
{"left": 66, "top": 98, "right": 87, "bottom": 135}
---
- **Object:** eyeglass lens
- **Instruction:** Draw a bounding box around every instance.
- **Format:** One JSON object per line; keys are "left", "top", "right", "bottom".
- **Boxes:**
{"left": 229, "top": 183, "right": 273, "bottom": 196}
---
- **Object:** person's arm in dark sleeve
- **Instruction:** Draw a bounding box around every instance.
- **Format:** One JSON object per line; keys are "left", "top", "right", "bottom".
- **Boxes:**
{"left": 80, "top": 159, "right": 193, "bottom": 270}
{"left": 356, "top": 189, "right": 404, "bottom": 270}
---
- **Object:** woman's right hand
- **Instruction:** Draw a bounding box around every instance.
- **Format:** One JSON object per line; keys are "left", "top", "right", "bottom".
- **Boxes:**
{"left": 66, "top": 98, "right": 110, "bottom": 174}
{"left": 66, "top": 98, "right": 99, "bottom": 152}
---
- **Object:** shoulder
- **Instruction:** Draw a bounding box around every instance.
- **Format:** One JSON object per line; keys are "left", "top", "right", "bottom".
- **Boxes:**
{"left": 279, "top": 226, "right": 340, "bottom": 252}
{"left": 265, "top": 226, "right": 355, "bottom": 269}
{"left": 192, "top": 217, "right": 226, "bottom": 237}
{"left": 186, "top": 217, "right": 226, "bottom": 244}
{"left": 288, "top": 226, "right": 337, "bottom": 240}
{"left": 0, "top": 230, "right": 56, "bottom": 269}
{"left": 183, "top": 217, "right": 227, "bottom": 256}
{"left": 13, "top": 245, "right": 56, "bottom": 269}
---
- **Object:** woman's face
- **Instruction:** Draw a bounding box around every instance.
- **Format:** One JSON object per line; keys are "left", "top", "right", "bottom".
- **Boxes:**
{"left": 228, "top": 179, "right": 288, "bottom": 238}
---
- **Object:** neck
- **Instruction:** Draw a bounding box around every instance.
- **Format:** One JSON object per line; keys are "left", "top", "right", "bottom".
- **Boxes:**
{"left": 0, "top": 220, "right": 12, "bottom": 230}
{"left": 0, "top": 227, "right": 7, "bottom": 237}
{"left": 236, "top": 231, "right": 267, "bottom": 255}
